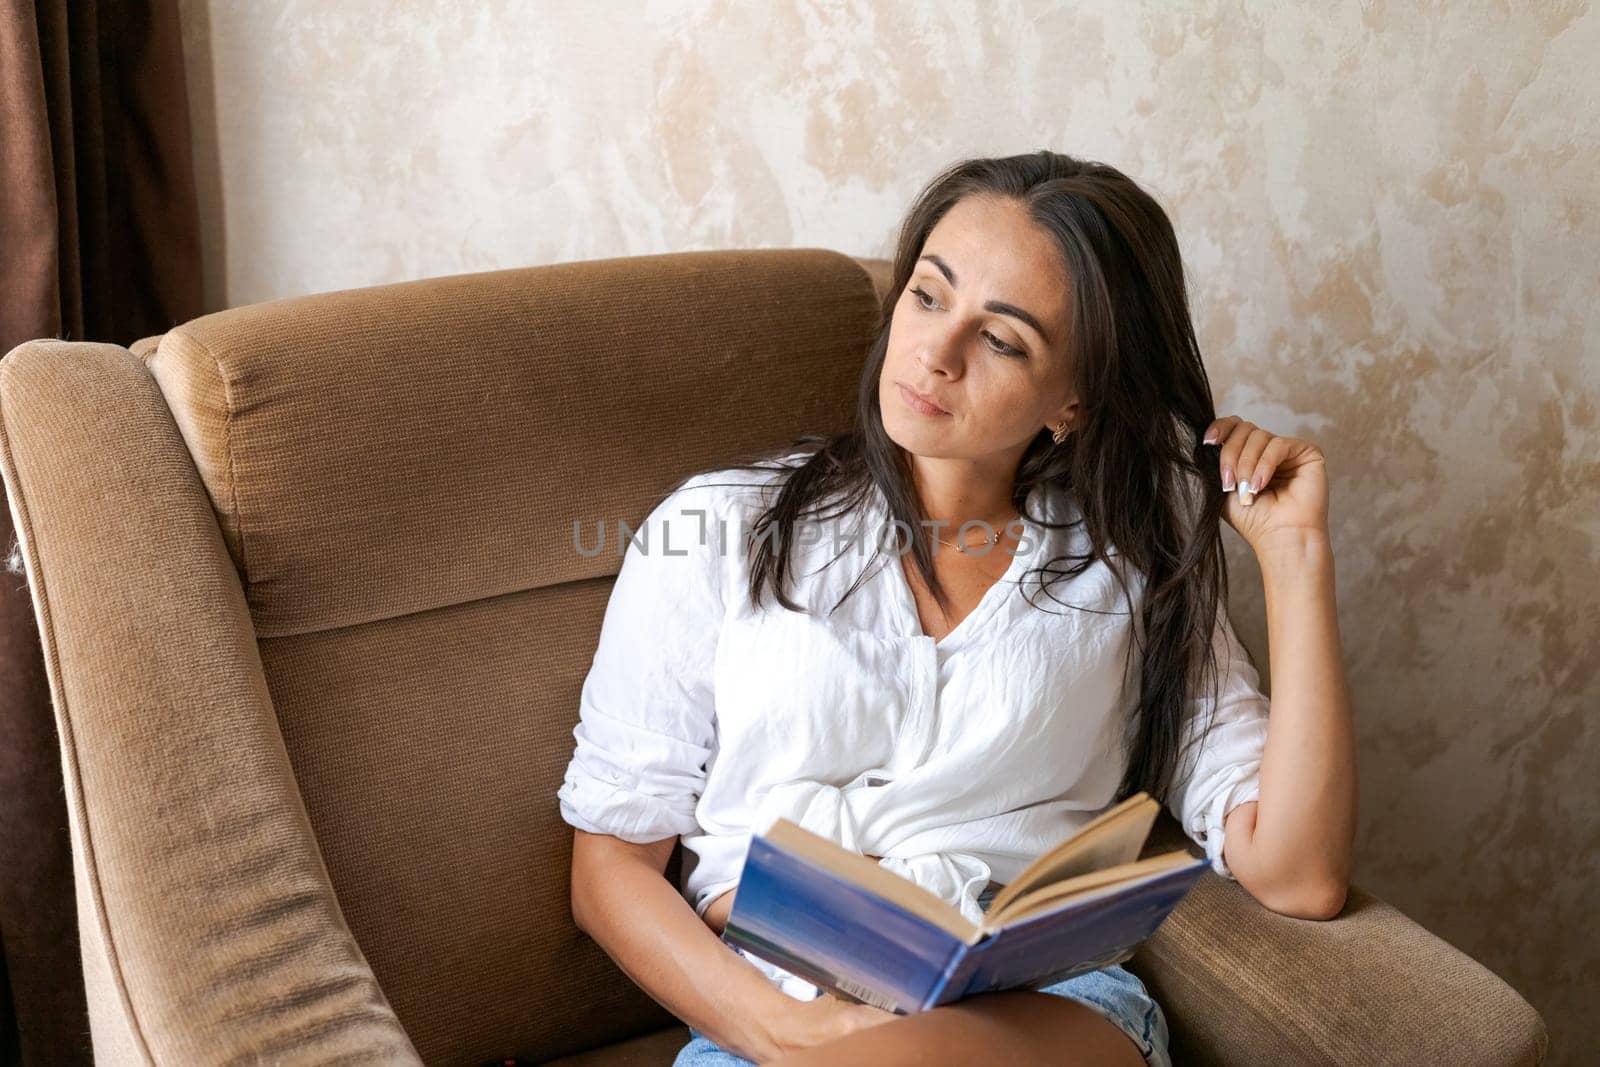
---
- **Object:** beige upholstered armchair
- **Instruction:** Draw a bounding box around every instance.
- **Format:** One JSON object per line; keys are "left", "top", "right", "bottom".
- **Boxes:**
{"left": 0, "top": 250, "right": 1546, "bottom": 1064}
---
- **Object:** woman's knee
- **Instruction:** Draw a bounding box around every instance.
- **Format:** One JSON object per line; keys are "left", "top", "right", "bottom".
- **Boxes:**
{"left": 768, "top": 990, "right": 1145, "bottom": 1067}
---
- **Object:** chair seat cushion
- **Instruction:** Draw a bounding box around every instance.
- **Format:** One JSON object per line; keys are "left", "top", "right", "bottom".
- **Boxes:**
{"left": 541, "top": 1023, "right": 692, "bottom": 1066}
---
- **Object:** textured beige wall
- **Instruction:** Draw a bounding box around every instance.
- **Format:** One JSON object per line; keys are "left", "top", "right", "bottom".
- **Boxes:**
{"left": 176, "top": 1, "right": 1597, "bottom": 1060}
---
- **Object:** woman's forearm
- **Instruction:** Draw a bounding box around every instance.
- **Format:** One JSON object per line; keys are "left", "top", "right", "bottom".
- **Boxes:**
{"left": 572, "top": 842, "right": 801, "bottom": 1061}
{"left": 1228, "top": 531, "right": 1358, "bottom": 916}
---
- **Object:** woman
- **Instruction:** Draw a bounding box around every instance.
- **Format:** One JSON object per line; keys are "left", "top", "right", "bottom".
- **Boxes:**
{"left": 559, "top": 150, "right": 1357, "bottom": 1066}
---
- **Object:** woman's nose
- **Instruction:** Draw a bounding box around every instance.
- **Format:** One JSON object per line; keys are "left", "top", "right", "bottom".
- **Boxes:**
{"left": 918, "top": 323, "right": 966, "bottom": 373}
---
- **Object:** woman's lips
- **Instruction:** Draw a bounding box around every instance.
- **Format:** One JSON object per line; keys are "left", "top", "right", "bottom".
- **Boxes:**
{"left": 898, "top": 382, "right": 950, "bottom": 416}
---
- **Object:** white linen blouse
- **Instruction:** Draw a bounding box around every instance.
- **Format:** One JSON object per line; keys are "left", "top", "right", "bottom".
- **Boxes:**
{"left": 557, "top": 456, "right": 1271, "bottom": 1001}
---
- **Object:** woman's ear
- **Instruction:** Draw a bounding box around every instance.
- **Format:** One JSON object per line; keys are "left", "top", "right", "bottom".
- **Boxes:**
{"left": 1047, "top": 395, "right": 1082, "bottom": 435}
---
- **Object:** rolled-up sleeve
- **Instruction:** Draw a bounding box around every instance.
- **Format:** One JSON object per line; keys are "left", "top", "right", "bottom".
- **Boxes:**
{"left": 1167, "top": 607, "right": 1271, "bottom": 880}
{"left": 557, "top": 475, "right": 729, "bottom": 844}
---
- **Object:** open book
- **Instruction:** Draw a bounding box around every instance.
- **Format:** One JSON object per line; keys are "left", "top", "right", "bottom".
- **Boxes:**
{"left": 719, "top": 792, "right": 1208, "bottom": 1014}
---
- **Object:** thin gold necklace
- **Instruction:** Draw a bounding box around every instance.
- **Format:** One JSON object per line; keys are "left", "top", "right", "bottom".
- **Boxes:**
{"left": 934, "top": 514, "right": 1022, "bottom": 555}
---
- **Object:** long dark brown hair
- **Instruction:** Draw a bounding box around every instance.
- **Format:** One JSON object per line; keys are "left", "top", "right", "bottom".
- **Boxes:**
{"left": 648, "top": 149, "right": 1232, "bottom": 809}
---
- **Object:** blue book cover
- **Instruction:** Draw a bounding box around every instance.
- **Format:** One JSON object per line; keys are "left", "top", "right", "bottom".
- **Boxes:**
{"left": 719, "top": 792, "right": 1209, "bottom": 1014}
{"left": 720, "top": 832, "right": 965, "bottom": 1012}
{"left": 922, "top": 860, "right": 1209, "bottom": 1007}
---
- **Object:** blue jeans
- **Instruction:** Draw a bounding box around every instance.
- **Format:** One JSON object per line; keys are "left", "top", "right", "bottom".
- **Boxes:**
{"left": 672, "top": 963, "right": 1172, "bottom": 1066}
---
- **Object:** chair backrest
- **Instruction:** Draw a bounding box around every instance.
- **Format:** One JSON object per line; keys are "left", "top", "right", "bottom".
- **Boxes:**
{"left": 141, "top": 250, "right": 881, "bottom": 1061}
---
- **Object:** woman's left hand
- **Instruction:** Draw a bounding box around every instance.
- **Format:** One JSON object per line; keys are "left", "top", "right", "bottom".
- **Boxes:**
{"left": 1201, "top": 416, "right": 1330, "bottom": 552}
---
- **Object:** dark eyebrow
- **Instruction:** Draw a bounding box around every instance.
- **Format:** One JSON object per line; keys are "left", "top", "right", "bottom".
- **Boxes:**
{"left": 918, "top": 253, "right": 1051, "bottom": 347}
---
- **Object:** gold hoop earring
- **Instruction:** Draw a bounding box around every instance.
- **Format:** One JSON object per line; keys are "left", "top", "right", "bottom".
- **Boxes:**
{"left": 1052, "top": 421, "right": 1071, "bottom": 445}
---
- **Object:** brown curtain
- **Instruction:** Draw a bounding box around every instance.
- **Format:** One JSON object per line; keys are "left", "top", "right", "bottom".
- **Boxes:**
{"left": 0, "top": 1, "right": 202, "bottom": 1062}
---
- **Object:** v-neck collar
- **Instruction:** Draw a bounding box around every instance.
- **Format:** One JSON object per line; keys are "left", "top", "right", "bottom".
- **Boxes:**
{"left": 870, "top": 479, "right": 1053, "bottom": 653}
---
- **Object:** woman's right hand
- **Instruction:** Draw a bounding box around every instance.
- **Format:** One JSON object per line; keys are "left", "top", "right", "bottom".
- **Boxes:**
{"left": 771, "top": 991, "right": 899, "bottom": 1056}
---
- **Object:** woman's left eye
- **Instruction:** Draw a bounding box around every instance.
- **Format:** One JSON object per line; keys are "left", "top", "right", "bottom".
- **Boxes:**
{"left": 984, "top": 332, "right": 1024, "bottom": 357}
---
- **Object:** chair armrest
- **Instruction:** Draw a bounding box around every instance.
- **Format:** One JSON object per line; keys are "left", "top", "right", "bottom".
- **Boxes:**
{"left": 0, "top": 341, "right": 422, "bottom": 1064}
{"left": 1132, "top": 873, "right": 1548, "bottom": 1065}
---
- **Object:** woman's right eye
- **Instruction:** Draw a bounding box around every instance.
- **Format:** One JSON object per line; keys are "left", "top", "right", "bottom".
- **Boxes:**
{"left": 910, "top": 286, "right": 938, "bottom": 310}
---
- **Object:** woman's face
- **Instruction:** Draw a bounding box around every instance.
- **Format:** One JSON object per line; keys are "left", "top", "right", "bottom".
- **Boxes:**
{"left": 879, "top": 194, "right": 1078, "bottom": 466}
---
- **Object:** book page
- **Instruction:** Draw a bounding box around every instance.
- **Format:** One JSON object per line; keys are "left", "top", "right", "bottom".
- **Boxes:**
{"left": 984, "top": 851, "right": 1197, "bottom": 931}
{"left": 982, "top": 793, "right": 1158, "bottom": 919}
